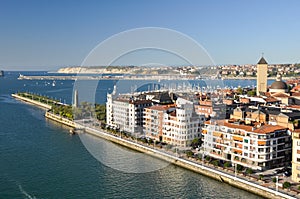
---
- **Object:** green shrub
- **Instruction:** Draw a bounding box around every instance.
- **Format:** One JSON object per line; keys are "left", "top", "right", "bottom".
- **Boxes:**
{"left": 246, "top": 168, "right": 253, "bottom": 174}
{"left": 211, "top": 160, "right": 219, "bottom": 167}
{"left": 224, "top": 161, "right": 231, "bottom": 168}
{"left": 272, "top": 177, "right": 277, "bottom": 183}
{"left": 259, "top": 174, "right": 263, "bottom": 180}
{"left": 236, "top": 164, "right": 243, "bottom": 171}
{"left": 205, "top": 156, "right": 211, "bottom": 162}
{"left": 283, "top": 181, "right": 291, "bottom": 189}
{"left": 186, "top": 150, "right": 194, "bottom": 158}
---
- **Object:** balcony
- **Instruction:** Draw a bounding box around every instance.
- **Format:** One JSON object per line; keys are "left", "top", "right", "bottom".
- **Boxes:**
{"left": 213, "top": 131, "right": 223, "bottom": 138}
{"left": 258, "top": 140, "right": 266, "bottom": 146}
{"left": 233, "top": 135, "right": 243, "bottom": 142}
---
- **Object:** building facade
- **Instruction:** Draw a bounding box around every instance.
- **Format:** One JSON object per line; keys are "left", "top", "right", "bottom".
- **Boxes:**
{"left": 292, "top": 130, "right": 300, "bottom": 182}
{"left": 162, "top": 98, "right": 203, "bottom": 148}
{"left": 202, "top": 120, "right": 292, "bottom": 170}
{"left": 106, "top": 93, "right": 152, "bottom": 134}
{"left": 144, "top": 105, "right": 174, "bottom": 141}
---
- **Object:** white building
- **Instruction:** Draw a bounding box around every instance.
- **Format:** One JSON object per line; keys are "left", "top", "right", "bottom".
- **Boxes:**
{"left": 162, "top": 98, "right": 203, "bottom": 148}
{"left": 106, "top": 92, "right": 152, "bottom": 134}
{"left": 106, "top": 90, "right": 173, "bottom": 134}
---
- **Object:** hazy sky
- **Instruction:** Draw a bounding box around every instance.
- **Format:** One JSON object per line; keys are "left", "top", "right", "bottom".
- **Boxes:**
{"left": 1, "top": 0, "right": 300, "bottom": 70}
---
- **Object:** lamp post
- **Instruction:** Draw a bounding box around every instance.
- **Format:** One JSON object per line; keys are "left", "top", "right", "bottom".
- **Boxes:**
{"left": 135, "top": 132, "right": 138, "bottom": 144}
{"left": 202, "top": 150, "right": 205, "bottom": 165}
{"left": 234, "top": 163, "right": 237, "bottom": 180}
{"left": 276, "top": 176, "right": 279, "bottom": 194}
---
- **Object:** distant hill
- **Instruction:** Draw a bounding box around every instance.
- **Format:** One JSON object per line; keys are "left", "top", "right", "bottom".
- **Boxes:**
{"left": 57, "top": 66, "right": 205, "bottom": 75}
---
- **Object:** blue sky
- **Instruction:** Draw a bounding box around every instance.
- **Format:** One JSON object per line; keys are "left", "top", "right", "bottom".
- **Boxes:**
{"left": 1, "top": 0, "right": 300, "bottom": 70}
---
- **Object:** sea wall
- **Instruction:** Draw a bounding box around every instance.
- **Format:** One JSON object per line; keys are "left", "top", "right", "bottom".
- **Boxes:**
{"left": 12, "top": 94, "right": 52, "bottom": 109}
{"left": 82, "top": 126, "right": 296, "bottom": 199}
{"left": 45, "top": 112, "right": 76, "bottom": 128}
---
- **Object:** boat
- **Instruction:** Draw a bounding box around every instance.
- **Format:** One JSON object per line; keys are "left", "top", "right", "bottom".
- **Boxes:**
{"left": 0, "top": 70, "right": 3, "bottom": 77}
{"left": 69, "top": 129, "right": 75, "bottom": 135}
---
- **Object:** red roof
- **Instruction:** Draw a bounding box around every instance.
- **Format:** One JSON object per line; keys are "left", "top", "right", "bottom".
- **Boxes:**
{"left": 206, "top": 120, "right": 287, "bottom": 134}
{"left": 147, "top": 104, "right": 175, "bottom": 111}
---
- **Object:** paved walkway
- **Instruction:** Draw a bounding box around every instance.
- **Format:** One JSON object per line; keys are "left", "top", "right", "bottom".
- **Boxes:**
{"left": 77, "top": 120, "right": 299, "bottom": 199}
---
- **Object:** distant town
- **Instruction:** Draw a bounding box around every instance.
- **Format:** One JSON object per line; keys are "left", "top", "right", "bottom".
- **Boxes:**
{"left": 57, "top": 62, "right": 300, "bottom": 79}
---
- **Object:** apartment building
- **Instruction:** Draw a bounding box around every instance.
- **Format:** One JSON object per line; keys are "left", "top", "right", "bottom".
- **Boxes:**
{"left": 106, "top": 93, "right": 152, "bottom": 134}
{"left": 162, "top": 98, "right": 204, "bottom": 148}
{"left": 106, "top": 91, "right": 174, "bottom": 134}
{"left": 202, "top": 120, "right": 292, "bottom": 170}
{"left": 292, "top": 130, "right": 300, "bottom": 182}
{"left": 144, "top": 104, "right": 175, "bottom": 141}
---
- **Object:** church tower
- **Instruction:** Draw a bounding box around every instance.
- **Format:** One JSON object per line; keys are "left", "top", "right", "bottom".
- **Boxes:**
{"left": 256, "top": 56, "right": 268, "bottom": 96}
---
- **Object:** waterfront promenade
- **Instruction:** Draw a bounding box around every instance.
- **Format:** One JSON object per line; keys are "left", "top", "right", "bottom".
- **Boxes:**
{"left": 11, "top": 92, "right": 299, "bottom": 199}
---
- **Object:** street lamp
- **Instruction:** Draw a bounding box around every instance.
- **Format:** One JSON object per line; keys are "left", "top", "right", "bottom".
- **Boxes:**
{"left": 234, "top": 163, "right": 237, "bottom": 180}
{"left": 276, "top": 176, "right": 279, "bottom": 194}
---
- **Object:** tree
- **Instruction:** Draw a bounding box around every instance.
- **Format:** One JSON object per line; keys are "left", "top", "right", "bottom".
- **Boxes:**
{"left": 190, "top": 138, "right": 202, "bottom": 149}
{"left": 236, "top": 87, "right": 243, "bottom": 95}
{"left": 272, "top": 177, "right": 277, "bottom": 183}
{"left": 211, "top": 160, "right": 219, "bottom": 167}
{"left": 186, "top": 150, "right": 194, "bottom": 158}
{"left": 247, "top": 90, "right": 256, "bottom": 97}
{"left": 246, "top": 168, "right": 253, "bottom": 174}
{"left": 205, "top": 156, "right": 211, "bottom": 162}
{"left": 95, "top": 104, "right": 106, "bottom": 122}
{"left": 224, "top": 161, "right": 231, "bottom": 168}
{"left": 259, "top": 174, "right": 264, "bottom": 180}
{"left": 148, "top": 138, "right": 153, "bottom": 144}
{"left": 283, "top": 181, "right": 291, "bottom": 189}
{"left": 236, "top": 164, "right": 243, "bottom": 172}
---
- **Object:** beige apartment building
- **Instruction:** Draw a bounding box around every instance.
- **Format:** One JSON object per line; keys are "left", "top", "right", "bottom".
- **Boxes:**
{"left": 202, "top": 120, "right": 292, "bottom": 170}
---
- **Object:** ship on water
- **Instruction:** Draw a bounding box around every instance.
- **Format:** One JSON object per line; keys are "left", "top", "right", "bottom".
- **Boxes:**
{"left": 0, "top": 70, "right": 4, "bottom": 77}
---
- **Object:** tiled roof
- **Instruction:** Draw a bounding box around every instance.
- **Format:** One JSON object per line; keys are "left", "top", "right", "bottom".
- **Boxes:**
{"left": 206, "top": 120, "right": 287, "bottom": 134}
{"left": 147, "top": 104, "right": 175, "bottom": 111}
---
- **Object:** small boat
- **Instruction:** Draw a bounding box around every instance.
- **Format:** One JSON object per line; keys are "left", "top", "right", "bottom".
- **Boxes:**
{"left": 69, "top": 129, "right": 75, "bottom": 135}
{"left": 52, "top": 81, "right": 56, "bottom": 87}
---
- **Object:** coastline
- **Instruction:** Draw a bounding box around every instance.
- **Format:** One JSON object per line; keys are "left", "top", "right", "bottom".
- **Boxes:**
{"left": 11, "top": 93, "right": 298, "bottom": 199}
